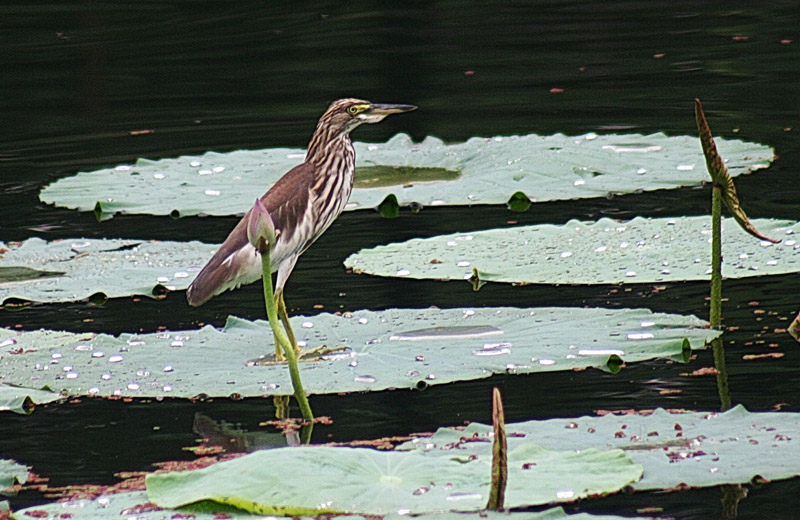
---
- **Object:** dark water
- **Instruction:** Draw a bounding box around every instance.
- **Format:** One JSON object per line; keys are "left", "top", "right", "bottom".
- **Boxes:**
{"left": 2, "top": 1, "right": 800, "bottom": 518}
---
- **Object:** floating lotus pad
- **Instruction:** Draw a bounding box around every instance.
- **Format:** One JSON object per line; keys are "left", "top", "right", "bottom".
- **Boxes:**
{"left": 0, "top": 384, "right": 62, "bottom": 414}
{"left": 13, "top": 491, "right": 644, "bottom": 520}
{"left": 39, "top": 133, "right": 774, "bottom": 219}
{"left": 399, "top": 405, "right": 800, "bottom": 491}
{"left": 1, "top": 459, "right": 28, "bottom": 492}
{"left": 0, "top": 238, "right": 218, "bottom": 304}
{"left": 345, "top": 216, "right": 800, "bottom": 285}
{"left": 0, "top": 307, "right": 719, "bottom": 399}
{"left": 145, "top": 444, "right": 641, "bottom": 515}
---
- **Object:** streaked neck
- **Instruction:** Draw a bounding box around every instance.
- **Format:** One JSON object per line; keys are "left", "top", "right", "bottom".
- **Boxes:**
{"left": 306, "top": 125, "right": 354, "bottom": 166}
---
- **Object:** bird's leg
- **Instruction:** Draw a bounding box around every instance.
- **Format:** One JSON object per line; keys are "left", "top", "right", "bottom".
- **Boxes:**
{"left": 275, "top": 289, "right": 347, "bottom": 361}
{"left": 276, "top": 288, "right": 298, "bottom": 354}
{"left": 272, "top": 330, "right": 285, "bottom": 361}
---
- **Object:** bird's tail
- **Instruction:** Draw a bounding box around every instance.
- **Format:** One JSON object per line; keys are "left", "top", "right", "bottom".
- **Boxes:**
{"left": 186, "top": 240, "right": 262, "bottom": 306}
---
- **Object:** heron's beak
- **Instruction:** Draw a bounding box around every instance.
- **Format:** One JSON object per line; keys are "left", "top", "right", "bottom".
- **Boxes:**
{"left": 366, "top": 103, "right": 418, "bottom": 115}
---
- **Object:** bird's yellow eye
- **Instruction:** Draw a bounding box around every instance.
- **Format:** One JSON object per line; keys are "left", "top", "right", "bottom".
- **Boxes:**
{"left": 347, "top": 104, "right": 369, "bottom": 115}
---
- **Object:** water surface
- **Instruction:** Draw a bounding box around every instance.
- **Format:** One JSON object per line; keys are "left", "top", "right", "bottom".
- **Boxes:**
{"left": 1, "top": 2, "right": 799, "bottom": 518}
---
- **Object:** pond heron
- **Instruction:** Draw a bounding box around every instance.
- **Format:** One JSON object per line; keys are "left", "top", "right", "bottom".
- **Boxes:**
{"left": 186, "top": 98, "right": 416, "bottom": 359}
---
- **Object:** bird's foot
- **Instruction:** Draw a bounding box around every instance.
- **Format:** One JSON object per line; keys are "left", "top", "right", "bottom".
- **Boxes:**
{"left": 246, "top": 354, "right": 283, "bottom": 366}
{"left": 296, "top": 344, "right": 350, "bottom": 362}
{"left": 245, "top": 345, "right": 349, "bottom": 366}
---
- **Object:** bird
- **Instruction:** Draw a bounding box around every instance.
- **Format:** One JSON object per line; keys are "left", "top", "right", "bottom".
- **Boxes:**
{"left": 186, "top": 98, "right": 416, "bottom": 360}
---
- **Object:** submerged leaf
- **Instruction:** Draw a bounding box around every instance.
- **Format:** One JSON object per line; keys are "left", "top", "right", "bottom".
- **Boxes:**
{"left": 346, "top": 216, "right": 800, "bottom": 285}
{"left": 146, "top": 444, "right": 641, "bottom": 514}
{"left": 0, "top": 307, "right": 719, "bottom": 399}
{"left": 354, "top": 165, "right": 461, "bottom": 188}
{"left": 694, "top": 99, "right": 779, "bottom": 244}
{"left": 0, "top": 238, "right": 218, "bottom": 304}
{"left": 40, "top": 132, "right": 774, "bottom": 218}
{"left": 0, "top": 266, "right": 64, "bottom": 284}
{"left": 401, "top": 405, "right": 800, "bottom": 491}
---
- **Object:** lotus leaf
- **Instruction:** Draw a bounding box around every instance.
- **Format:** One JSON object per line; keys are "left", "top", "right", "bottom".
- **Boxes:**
{"left": 12, "top": 490, "right": 643, "bottom": 520}
{"left": 146, "top": 444, "right": 642, "bottom": 514}
{"left": 0, "top": 307, "right": 719, "bottom": 399}
{"left": 0, "top": 238, "right": 218, "bottom": 304}
{"left": 39, "top": 133, "right": 773, "bottom": 219}
{"left": 1, "top": 459, "right": 27, "bottom": 492}
{"left": 0, "top": 384, "right": 62, "bottom": 414}
{"left": 399, "top": 405, "right": 800, "bottom": 491}
{"left": 345, "top": 216, "right": 800, "bottom": 285}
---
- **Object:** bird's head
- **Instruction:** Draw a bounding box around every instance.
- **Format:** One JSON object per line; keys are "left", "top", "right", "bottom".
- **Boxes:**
{"left": 320, "top": 98, "right": 417, "bottom": 134}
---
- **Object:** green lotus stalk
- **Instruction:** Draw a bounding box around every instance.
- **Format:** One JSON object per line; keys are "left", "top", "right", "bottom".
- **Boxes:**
{"left": 710, "top": 184, "right": 722, "bottom": 328}
{"left": 247, "top": 199, "right": 314, "bottom": 423}
{"left": 711, "top": 337, "right": 732, "bottom": 411}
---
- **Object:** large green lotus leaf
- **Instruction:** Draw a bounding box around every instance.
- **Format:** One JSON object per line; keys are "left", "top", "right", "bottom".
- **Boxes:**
{"left": 146, "top": 444, "right": 641, "bottom": 514}
{"left": 12, "top": 491, "right": 644, "bottom": 520}
{"left": 346, "top": 216, "right": 800, "bottom": 285}
{"left": 39, "top": 132, "right": 773, "bottom": 218}
{"left": 0, "top": 384, "right": 62, "bottom": 414}
{"left": 0, "top": 238, "right": 218, "bottom": 304}
{"left": 0, "top": 307, "right": 719, "bottom": 399}
{"left": 399, "top": 405, "right": 800, "bottom": 491}
{"left": 1, "top": 459, "right": 28, "bottom": 492}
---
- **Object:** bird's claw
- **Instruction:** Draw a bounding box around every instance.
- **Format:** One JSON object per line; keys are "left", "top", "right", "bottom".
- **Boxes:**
{"left": 246, "top": 345, "right": 349, "bottom": 366}
{"left": 297, "top": 344, "right": 349, "bottom": 361}
{"left": 246, "top": 354, "right": 283, "bottom": 367}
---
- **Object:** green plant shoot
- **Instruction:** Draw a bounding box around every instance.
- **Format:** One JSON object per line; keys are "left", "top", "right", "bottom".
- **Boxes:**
{"left": 247, "top": 198, "right": 314, "bottom": 422}
{"left": 694, "top": 99, "right": 779, "bottom": 328}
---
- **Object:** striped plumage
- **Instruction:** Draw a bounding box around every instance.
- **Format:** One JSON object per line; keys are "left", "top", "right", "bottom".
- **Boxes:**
{"left": 186, "top": 98, "right": 416, "bottom": 307}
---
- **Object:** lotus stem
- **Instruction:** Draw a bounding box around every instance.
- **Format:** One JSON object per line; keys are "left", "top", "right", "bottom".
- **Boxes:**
{"left": 711, "top": 337, "right": 732, "bottom": 411}
{"left": 260, "top": 245, "right": 314, "bottom": 423}
{"left": 710, "top": 184, "right": 722, "bottom": 328}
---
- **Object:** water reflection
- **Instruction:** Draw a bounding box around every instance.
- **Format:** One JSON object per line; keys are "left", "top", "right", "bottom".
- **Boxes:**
{"left": 193, "top": 413, "right": 298, "bottom": 452}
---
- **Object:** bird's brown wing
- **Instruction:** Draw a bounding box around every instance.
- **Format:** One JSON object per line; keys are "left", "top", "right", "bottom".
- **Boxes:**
{"left": 186, "top": 162, "right": 314, "bottom": 306}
